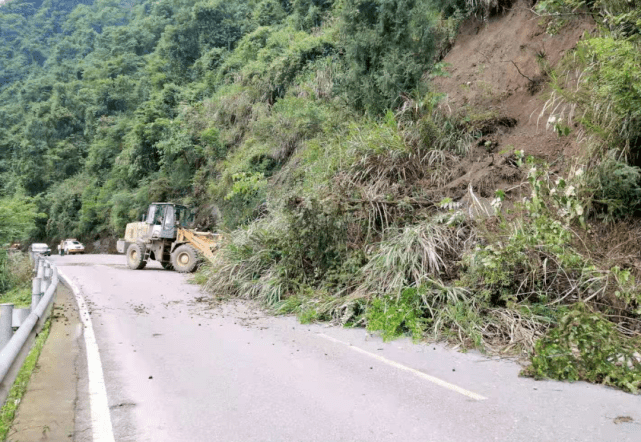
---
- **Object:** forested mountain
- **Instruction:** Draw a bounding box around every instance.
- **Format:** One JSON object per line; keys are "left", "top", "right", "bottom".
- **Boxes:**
{"left": 1, "top": 0, "right": 640, "bottom": 390}
{"left": 0, "top": 0, "right": 455, "bottom": 238}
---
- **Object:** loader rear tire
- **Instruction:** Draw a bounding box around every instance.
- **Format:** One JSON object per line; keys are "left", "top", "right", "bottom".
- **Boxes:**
{"left": 171, "top": 244, "right": 199, "bottom": 273}
{"left": 127, "top": 243, "right": 147, "bottom": 270}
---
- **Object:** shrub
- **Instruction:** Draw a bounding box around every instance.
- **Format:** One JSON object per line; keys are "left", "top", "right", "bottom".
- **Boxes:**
{"left": 543, "top": 36, "right": 641, "bottom": 157}
{"left": 0, "top": 195, "right": 40, "bottom": 246}
{"left": 0, "top": 251, "right": 32, "bottom": 302}
{"left": 536, "top": 0, "right": 641, "bottom": 39}
{"left": 588, "top": 153, "right": 641, "bottom": 220}
{"left": 366, "top": 288, "right": 428, "bottom": 341}
{"left": 218, "top": 27, "right": 334, "bottom": 102}
{"left": 279, "top": 197, "right": 351, "bottom": 282}
{"left": 203, "top": 197, "right": 353, "bottom": 304}
{"left": 203, "top": 215, "right": 287, "bottom": 301}
{"left": 527, "top": 306, "right": 641, "bottom": 394}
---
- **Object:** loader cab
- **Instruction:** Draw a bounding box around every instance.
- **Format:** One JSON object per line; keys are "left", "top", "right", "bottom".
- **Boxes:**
{"left": 146, "top": 203, "right": 193, "bottom": 239}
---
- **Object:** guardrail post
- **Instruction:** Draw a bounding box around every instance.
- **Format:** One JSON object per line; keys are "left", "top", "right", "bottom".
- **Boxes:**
{"left": 31, "top": 277, "right": 42, "bottom": 313}
{"left": 41, "top": 280, "right": 47, "bottom": 297}
{"left": 37, "top": 260, "right": 44, "bottom": 279}
{"left": 42, "top": 268, "right": 49, "bottom": 295}
{"left": 0, "top": 304, "right": 14, "bottom": 350}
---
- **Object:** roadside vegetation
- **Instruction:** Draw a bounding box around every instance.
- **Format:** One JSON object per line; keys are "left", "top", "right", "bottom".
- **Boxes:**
{"left": 1, "top": 0, "right": 640, "bottom": 392}
{"left": 0, "top": 196, "right": 40, "bottom": 305}
{"left": 0, "top": 252, "right": 33, "bottom": 308}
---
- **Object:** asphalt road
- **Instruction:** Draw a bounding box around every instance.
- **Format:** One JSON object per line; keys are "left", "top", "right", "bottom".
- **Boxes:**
{"left": 51, "top": 254, "right": 639, "bottom": 442}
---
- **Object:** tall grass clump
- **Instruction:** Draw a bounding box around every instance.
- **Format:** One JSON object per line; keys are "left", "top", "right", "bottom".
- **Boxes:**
{"left": 0, "top": 252, "right": 33, "bottom": 307}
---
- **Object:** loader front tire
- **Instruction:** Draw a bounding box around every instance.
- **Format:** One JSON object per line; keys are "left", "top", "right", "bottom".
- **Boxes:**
{"left": 171, "top": 244, "right": 199, "bottom": 273}
{"left": 127, "top": 243, "right": 147, "bottom": 270}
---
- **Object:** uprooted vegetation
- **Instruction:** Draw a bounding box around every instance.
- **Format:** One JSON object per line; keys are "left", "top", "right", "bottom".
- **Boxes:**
{"left": 202, "top": 99, "right": 641, "bottom": 392}
{"left": 199, "top": 0, "right": 641, "bottom": 394}
{"left": 1, "top": 0, "right": 640, "bottom": 393}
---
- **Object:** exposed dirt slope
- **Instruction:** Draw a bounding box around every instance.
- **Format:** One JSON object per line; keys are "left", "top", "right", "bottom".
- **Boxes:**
{"left": 434, "top": 2, "right": 595, "bottom": 165}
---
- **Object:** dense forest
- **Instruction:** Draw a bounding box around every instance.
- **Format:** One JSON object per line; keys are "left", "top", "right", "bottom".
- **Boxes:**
{"left": 0, "top": 0, "right": 460, "bottom": 237}
{"left": 1, "top": 0, "right": 640, "bottom": 391}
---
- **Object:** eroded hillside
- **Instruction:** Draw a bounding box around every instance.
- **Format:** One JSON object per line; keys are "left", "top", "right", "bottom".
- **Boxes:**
{"left": 1, "top": 0, "right": 640, "bottom": 392}
{"left": 435, "top": 2, "right": 594, "bottom": 161}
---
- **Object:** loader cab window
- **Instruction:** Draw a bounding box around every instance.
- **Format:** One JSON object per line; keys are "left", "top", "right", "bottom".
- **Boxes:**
{"left": 163, "top": 205, "right": 174, "bottom": 229}
{"left": 146, "top": 204, "right": 164, "bottom": 225}
{"left": 175, "top": 207, "right": 184, "bottom": 226}
{"left": 146, "top": 205, "right": 156, "bottom": 224}
{"left": 175, "top": 206, "right": 193, "bottom": 227}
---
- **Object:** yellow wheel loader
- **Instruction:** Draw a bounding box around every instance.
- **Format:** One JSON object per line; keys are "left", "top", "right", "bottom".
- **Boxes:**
{"left": 116, "top": 203, "right": 222, "bottom": 273}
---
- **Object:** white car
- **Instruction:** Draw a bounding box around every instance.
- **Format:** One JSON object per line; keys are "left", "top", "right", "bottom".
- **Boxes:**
{"left": 63, "top": 239, "right": 85, "bottom": 255}
{"left": 30, "top": 243, "right": 51, "bottom": 256}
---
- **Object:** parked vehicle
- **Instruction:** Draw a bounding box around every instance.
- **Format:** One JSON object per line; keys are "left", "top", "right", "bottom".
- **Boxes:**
{"left": 29, "top": 243, "right": 51, "bottom": 256}
{"left": 61, "top": 239, "right": 85, "bottom": 254}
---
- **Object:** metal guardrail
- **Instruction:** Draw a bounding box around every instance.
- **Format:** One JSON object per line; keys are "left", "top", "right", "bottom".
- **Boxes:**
{"left": 0, "top": 254, "right": 59, "bottom": 403}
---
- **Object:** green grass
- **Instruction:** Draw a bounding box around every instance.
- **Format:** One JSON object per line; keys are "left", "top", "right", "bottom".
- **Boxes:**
{"left": 0, "top": 318, "right": 51, "bottom": 441}
{"left": 0, "top": 252, "right": 33, "bottom": 309}
{"left": 0, "top": 287, "right": 32, "bottom": 309}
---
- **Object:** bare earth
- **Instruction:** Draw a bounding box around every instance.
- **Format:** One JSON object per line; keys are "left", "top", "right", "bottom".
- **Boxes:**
{"left": 434, "top": 0, "right": 595, "bottom": 163}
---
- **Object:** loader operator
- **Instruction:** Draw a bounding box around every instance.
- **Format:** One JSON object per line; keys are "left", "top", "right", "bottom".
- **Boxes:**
{"left": 153, "top": 210, "right": 163, "bottom": 226}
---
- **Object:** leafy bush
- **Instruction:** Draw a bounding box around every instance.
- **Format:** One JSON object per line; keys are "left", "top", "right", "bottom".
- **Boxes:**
{"left": 460, "top": 164, "right": 625, "bottom": 306}
{"left": 536, "top": 0, "right": 641, "bottom": 39}
{"left": 0, "top": 195, "right": 40, "bottom": 245}
{"left": 0, "top": 252, "right": 33, "bottom": 303}
{"left": 366, "top": 288, "right": 428, "bottom": 341}
{"left": 218, "top": 26, "right": 334, "bottom": 102}
{"left": 588, "top": 153, "right": 641, "bottom": 220}
{"left": 527, "top": 306, "right": 641, "bottom": 394}
{"left": 290, "top": 0, "right": 334, "bottom": 30}
{"left": 253, "top": 0, "right": 288, "bottom": 26}
{"left": 279, "top": 197, "right": 351, "bottom": 282}
{"left": 544, "top": 35, "right": 641, "bottom": 158}
{"left": 45, "top": 176, "right": 92, "bottom": 238}
{"left": 203, "top": 215, "right": 286, "bottom": 301}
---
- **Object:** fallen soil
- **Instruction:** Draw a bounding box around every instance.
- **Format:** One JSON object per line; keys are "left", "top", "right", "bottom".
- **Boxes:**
{"left": 432, "top": 0, "right": 595, "bottom": 197}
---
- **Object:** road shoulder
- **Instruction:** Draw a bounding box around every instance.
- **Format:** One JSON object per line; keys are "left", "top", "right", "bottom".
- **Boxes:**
{"left": 7, "top": 284, "right": 81, "bottom": 442}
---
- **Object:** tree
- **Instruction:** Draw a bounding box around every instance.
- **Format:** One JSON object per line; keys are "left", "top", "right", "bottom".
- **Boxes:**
{"left": 0, "top": 195, "right": 41, "bottom": 245}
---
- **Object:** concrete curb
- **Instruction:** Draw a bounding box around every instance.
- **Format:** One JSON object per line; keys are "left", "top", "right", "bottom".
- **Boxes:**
{"left": 0, "top": 257, "right": 59, "bottom": 406}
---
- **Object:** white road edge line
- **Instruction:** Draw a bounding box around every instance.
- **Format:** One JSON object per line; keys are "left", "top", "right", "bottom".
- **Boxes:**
{"left": 317, "top": 333, "right": 487, "bottom": 401}
{"left": 58, "top": 270, "right": 116, "bottom": 442}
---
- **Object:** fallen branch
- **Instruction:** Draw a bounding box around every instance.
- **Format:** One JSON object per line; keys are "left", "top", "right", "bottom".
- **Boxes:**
{"left": 510, "top": 60, "right": 534, "bottom": 83}
{"left": 348, "top": 198, "right": 436, "bottom": 207}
